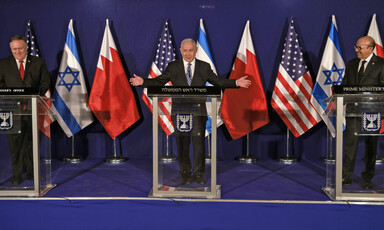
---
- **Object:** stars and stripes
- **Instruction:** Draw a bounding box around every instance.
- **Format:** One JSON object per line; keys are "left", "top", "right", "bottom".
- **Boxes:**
{"left": 271, "top": 18, "right": 321, "bottom": 137}
{"left": 25, "top": 20, "right": 55, "bottom": 137}
{"left": 141, "top": 19, "right": 176, "bottom": 135}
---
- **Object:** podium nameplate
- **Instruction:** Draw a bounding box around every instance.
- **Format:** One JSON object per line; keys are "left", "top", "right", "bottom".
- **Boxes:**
{"left": 333, "top": 85, "right": 384, "bottom": 94}
{"left": 147, "top": 86, "right": 221, "bottom": 97}
{"left": 0, "top": 88, "right": 39, "bottom": 96}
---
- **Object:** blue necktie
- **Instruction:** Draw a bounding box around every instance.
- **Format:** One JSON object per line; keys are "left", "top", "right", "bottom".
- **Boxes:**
{"left": 186, "top": 62, "right": 192, "bottom": 86}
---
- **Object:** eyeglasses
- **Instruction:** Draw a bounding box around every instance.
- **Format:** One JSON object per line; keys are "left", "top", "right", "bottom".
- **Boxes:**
{"left": 354, "top": 45, "right": 371, "bottom": 50}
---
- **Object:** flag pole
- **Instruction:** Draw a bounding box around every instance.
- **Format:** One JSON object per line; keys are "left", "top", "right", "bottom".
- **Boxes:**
{"left": 235, "top": 134, "right": 257, "bottom": 163}
{"left": 105, "top": 138, "right": 127, "bottom": 164}
{"left": 279, "top": 127, "right": 297, "bottom": 164}
{"left": 63, "top": 135, "right": 83, "bottom": 163}
{"left": 205, "top": 134, "right": 212, "bottom": 163}
{"left": 324, "top": 128, "right": 335, "bottom": 163}
{"left": 159, "top": 134, "right": 176, "bottom": 163}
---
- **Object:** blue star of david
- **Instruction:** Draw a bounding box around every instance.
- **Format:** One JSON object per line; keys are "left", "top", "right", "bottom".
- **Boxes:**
{"left": 57, "top": 66, "right": 81, "bottom": 92}
{"left": 323, "top": 63, "right": 344, "bottom": 85}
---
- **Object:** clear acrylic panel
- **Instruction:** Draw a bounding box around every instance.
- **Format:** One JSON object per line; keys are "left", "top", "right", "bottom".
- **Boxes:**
{"left": 0, "top": 95, "right": 53, "bottom": 196}
{"left": 324, "top": 93, "right": 384, "bottom": 201}
{"left": 149, "top": 87, "right": 220, "bottom": 198}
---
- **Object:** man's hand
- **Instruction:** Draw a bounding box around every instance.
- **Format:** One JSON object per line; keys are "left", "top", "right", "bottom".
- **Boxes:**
{"left": 130, "top": 74, "right": 144, "bottom": 86}
{"left": 237, "top": 76, "right": 251, "bottom": 88}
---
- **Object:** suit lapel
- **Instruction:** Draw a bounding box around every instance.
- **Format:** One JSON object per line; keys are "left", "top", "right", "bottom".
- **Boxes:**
{"left": 361, "top": 55, "right": 377, "bottom": 83}
{"left": 177, "top": 59, "right": 189, "bottom": 85}
{"left": 8, "top": 56, "right": 19, "bottom": 75}
{"left": 24, "top": 55, "right": 32, "bottom": 81}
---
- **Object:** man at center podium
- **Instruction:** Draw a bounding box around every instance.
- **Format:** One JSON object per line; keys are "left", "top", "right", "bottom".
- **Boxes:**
{"left": 130, "top": 38, "right": 251, "bottom": 185}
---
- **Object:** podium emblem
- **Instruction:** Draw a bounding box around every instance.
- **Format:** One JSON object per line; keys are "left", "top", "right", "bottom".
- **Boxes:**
{"left": 362, "top": 112, "right": 381, "bottom": 132}
{"left": 176, "top": 114, "right": 193, "bottom": 133}
{"left": 0, "top": 111, "right": 13, "bottom": 131}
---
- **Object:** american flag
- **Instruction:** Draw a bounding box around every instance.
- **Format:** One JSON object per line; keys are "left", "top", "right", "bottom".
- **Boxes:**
{"left": 25, "top": 20, "right": 55, "bottom": 137}
{"left": 271, "top": 18, "right": 321, "bottom": 137}
{"left": 141, "top": 19, "right": 176, "bottom": 135}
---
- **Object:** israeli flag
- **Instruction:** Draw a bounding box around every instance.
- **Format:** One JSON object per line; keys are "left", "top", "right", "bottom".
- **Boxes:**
{"left": 196, "top": 19, "right": 223, "bottom": 136}
{"left": 52, "top": 19, "right": 93, "bottom": 137}
{"left": 310, "top": 15, "right": 345, "bottom": 137}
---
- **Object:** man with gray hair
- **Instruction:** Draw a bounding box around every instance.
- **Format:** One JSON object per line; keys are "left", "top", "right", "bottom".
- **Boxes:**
{"left": 131, "top": 38, "right": 250, "bottom": 185}
{"left": 0, "top": 35, "right": 50, "bottom": 185}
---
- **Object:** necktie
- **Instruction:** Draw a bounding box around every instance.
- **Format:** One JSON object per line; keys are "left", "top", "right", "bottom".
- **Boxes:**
{"left": 19, "top": 60, "right": 24, "bottom": 81}
{"left": 358, "top": 60, "right": 366, "bottom": 82}
{"left": 186, "top": 62, "right": 192, "bottom": 86}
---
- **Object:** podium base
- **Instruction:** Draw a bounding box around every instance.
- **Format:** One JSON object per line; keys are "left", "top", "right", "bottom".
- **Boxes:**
{"left": 279, "top": 156, "right": 297, "bottom": 164}
{"left": 159, "top": 155, "right": 177, "bottom": 163}
{"left": 105, "top": 156, "right": 127, "bottom": 164}
{"left": 235, "top": 155, "right": 257, "bottom": 164}
{"left": 63, "top": 155, "right": 83, "bottom": 164}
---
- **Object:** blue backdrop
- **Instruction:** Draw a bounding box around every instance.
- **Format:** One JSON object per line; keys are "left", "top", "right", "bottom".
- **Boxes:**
{"left": 0, "top": 0, "right": 383, "bottom": 161}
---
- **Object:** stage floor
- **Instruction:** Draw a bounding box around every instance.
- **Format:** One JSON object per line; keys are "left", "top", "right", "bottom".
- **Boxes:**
{"left": 44, "top": 158, "right": 330, "bottom": 201}
{"left": 3, "top": 158, "right": 384, "bottom": 230}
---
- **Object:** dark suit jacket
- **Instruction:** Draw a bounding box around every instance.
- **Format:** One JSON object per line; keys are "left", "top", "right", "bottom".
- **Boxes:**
{"left": 143, "top": 59, "right": 237, "bottom": 88}
{"left": 342, "top": 54, "right": 384, "bottom": 86}
{"left": 0, "top": 55, "right": 50, "bottom": 95}
{"left": 143, "top": 59, "right": 237, "bottom": 115}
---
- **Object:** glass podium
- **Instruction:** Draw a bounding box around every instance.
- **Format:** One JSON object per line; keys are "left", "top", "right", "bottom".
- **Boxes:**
{"left": 147, "top": 86, "right": 221, "bottom": 198}
{"left": 323, "top": 86, "right": 384, "bottom": 201}
{"left": 0, "top": 89, "right": 54, "bottom": 196}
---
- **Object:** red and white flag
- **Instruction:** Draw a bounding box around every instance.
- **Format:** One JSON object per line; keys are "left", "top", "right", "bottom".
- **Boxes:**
{"left": 367, "top": 13, "right": 384, "bottom": 133}
{"left": 141, "top": 19, "right": 175, "bottom": 135}
{"left": 220, "top": 20, "right": 270, "bottom": 140}
{"left": 271, "top": 18, "right": 321, "bottom": 137}
{"left": 368, "top": 13, "right": 384, "bottom": 58}
{"left": 89, "top": 19, "right": 140, "bottom": 139}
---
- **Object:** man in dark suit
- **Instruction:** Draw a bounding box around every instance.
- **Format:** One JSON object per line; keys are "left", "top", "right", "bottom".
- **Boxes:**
{"left": 130, "top": 38, "right": 251, "bottom": 185}
{"left": 342, "top": 36, "right": 384, "bottom": 189}
{"left": 0, "top": 35, "right": 50, "bottom": 185}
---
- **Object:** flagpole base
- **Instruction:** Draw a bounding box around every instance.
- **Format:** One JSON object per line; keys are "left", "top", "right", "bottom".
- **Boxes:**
{"left": 159, "top": 155, "right": 177, "bottom": 163}
{"left": 279, "top": 156, "right": 297, "bottom": 164}
{"left": 63, "top": 155, "right": 83, "bottom": 164}
{"left": 323, "top": 156, "right": 335, "bottom": 164}
{"left": 235, "top": 155, "right": 257, "bottom": 164}
{"left": 205, "top": 155, "right": 212, "bottom": 164}
{"left": 41, "top": 158, "right": 52, "bottom": 164}
{"left": 205, "top": 155, "right": 220, "bottom": 164}
{"left": 376, "top": 155, "right": 384, "bottom": 165}
{"left": 105, "top": 156, "right": 127, "bottom": 164}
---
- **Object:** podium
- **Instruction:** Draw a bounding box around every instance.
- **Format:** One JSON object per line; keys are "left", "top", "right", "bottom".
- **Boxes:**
{"left": 148, "top": 86, "right": 221, "bottom": 198}
{"left": 323, "top": 86, "right": 384, "bottom": 201}
{"left": 0, "top": 88, "right": 55, "bottom": 196}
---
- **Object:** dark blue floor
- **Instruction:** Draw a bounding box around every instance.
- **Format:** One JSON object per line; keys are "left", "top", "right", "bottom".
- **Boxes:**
{"left": 4, "top": 158, "right": 384, "bottom": 230}
{"left": 45, "top": 158, "right": 330, "bottom": 201}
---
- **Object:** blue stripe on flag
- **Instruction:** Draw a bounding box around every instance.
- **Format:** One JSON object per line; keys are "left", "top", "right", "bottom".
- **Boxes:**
{"left": 53, "top": 93, "right": 82, "bottom": 135}
{"left": 66, "top": 28, "right": 81, "bottom": 64}
{"left": 329, "top": 23, "right": 343, "bottom": 59}
{"left": 312, "top": 83, "right": 328, "bottom": 111}
{"left": 198, "top": 27, "right": 214, "bottom": 62}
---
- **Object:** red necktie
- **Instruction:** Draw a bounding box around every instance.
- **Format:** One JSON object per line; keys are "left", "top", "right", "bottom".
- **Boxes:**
{"left": 19, "top": 60, "right": 24, "bottom": 80}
